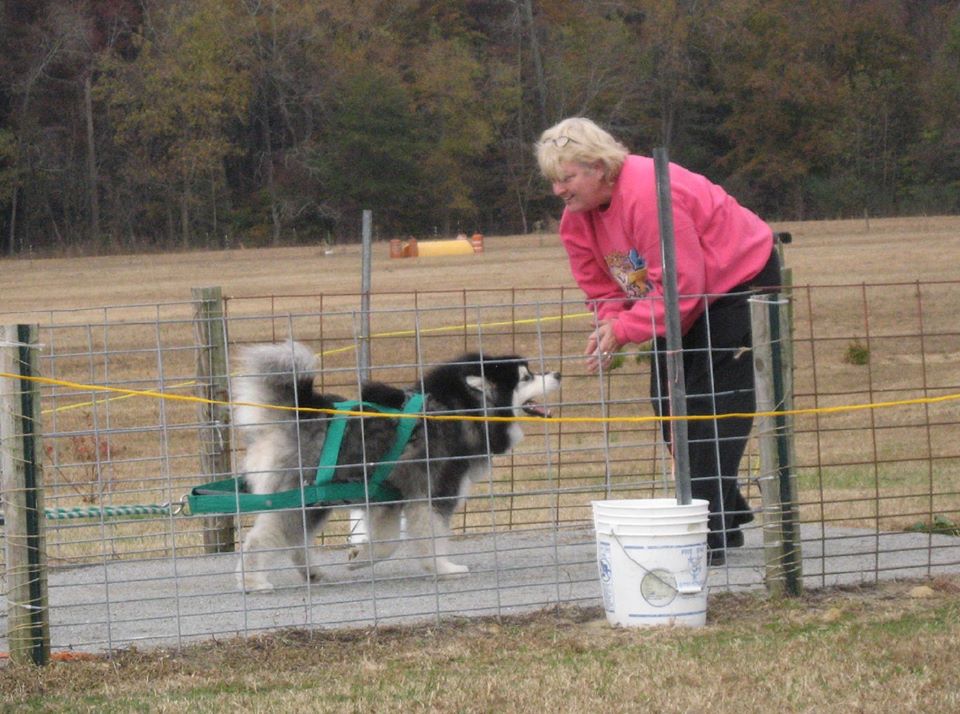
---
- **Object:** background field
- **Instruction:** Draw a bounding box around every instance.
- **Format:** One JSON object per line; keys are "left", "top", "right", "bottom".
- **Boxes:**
{"left": 1, "top": 216, "right": 959, "bottom": 710}
{"left": 5, "top": 216, "right": 960, "bottom": 313}
{"left": 4, "top": 215, "right": 959, "bottom": 538}
{"left": 3, "top": 215, "right": 960, "bottom": 538}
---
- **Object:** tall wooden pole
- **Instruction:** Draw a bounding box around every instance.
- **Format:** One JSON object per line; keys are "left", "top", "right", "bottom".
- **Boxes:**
{"left": 192, "top": 287, "right": 236, "bottom": 552}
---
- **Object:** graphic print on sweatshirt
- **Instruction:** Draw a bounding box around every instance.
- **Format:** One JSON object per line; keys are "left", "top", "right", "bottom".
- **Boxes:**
{"left": 605, "top": 248, "right": 649, "bottom": 298}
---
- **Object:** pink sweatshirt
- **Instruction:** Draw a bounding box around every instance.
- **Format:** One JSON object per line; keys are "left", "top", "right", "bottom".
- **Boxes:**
{"left": 560, "top": 155, "right": 774, "bottom": 346}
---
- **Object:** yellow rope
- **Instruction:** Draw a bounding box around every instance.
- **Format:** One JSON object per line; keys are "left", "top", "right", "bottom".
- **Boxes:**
{"left": 4, "top": 371, "right": 959, "bottom": 425}
{"left": 31, "top": 311, "right": 596, "bottom": 412}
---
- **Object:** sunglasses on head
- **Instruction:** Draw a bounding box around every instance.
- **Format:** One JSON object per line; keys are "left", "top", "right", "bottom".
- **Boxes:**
{"left": 540, "top": 136, "right": 578, "bottom": 148}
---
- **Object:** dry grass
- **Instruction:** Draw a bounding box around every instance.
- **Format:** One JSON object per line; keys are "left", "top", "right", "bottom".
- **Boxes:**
{"left": 2, "top": 577, "right": 960, "bottom": 712}
{"left": 4, "top": 215, "right": 960, "bottom": 318}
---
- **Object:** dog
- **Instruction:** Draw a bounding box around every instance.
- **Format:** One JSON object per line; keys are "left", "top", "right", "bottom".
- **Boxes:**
{"left": 232, "top": 340, "right": 560, "bottom": 592}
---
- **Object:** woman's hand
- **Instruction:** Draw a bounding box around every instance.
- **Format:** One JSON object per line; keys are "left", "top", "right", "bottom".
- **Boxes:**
{"left": 584, "top": 319, "right": 622, "bottom": 373}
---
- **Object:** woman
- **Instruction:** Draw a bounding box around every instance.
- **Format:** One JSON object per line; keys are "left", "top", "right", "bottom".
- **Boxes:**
{"left": 536, "top": 117, "right": 780, "bottom": 564}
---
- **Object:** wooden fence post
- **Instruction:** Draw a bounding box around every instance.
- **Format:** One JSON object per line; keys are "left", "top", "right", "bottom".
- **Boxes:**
{"left": 774, "top": 261, "right": 802, "bottom": 595}
{"left": 750, "top": 296, "right": 803, "bottom": 596}
{"left": 1, "top": 324, "right": 51, "bottom": 665}
{"left": 192, "top": 287, "right": 236, "bottom": 553}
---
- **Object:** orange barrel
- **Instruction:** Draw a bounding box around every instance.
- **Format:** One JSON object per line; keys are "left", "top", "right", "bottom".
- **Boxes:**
{"left": 389, "top": 238, "right": 403, "bottom": 258}
{"left": 404, "top": 237, "right": 419, "bottom": 257}
{"left": 471, "top": 233, "right": 484, "bottom": 253}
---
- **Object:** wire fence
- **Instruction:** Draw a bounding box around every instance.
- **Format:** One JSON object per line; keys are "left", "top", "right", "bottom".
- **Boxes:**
{"left": 2, "top": 281, "right": 959, "bottom": 656}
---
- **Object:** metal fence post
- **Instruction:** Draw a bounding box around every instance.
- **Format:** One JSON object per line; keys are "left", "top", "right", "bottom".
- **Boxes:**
{"left": 1, "top": 324, "right": 51, "bottom": 665}
{"left": 653, "top": 147, "right": 691, "bottom": 504}
{"left": 359, "top": 209, "right": 372, "bottom": 382}
{"left": 192, "top": 287, "right": 236, "bottom": 552}
{"left": 750, "top": 296, "right": 802, "bottom": 596}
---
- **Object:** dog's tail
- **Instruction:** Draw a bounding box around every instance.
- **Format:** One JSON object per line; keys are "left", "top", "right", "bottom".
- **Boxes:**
{"left": 233, "top": 341, "right": 318, "bottom": 429}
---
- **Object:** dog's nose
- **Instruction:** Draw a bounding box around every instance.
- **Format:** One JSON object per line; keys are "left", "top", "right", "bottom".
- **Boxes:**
{"left": 551, "top": 372, "right": 561, "bottom": 381}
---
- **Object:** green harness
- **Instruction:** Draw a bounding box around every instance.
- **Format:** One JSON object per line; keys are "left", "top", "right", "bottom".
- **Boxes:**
{"left": 187, "top": 393, "right": 424, "bottom": 515}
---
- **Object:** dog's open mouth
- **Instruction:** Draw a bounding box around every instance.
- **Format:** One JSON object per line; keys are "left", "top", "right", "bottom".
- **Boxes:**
{"left": 522, "top": 399, "right": 551, "bottom": 417}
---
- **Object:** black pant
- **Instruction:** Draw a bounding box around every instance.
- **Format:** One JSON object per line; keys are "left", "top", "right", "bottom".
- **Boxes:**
{"left": 651, "top": 249, "right": 781, "bottom": 549}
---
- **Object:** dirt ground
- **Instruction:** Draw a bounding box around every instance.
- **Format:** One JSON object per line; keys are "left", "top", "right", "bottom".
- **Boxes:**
{"left": 2, "top": 216, "right": 959, "bottom": 318}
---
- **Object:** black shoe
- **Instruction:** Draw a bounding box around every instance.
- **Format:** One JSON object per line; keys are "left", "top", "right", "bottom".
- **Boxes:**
{"left": 727, "top": 528, "right": 744, "bottom": 548}
{"left": 707, "top": 526, "right": 743, "bottom": 566}
{"left": 732, "top": 491, "right": 755, "bottom": 527}
{"left": 707, "top": 531, "right": 727, "bottom": 566}
{"left": 708, "top": 527, "right": 743, "bottom": 550}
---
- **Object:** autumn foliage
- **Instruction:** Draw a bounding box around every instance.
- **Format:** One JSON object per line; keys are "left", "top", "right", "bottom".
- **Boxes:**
{"left": 1, "top": 0, "right": 958, "bottom": 254}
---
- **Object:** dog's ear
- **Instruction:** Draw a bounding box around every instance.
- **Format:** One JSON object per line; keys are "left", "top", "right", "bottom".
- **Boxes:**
{"left": 466, "top": 375, "right": 500, "bottom": 404}
{"left": 466, "top": 375, "right": 487, "bottom": 394}
{"left": 467, "top": 373, "right": 505, "bottom": 406}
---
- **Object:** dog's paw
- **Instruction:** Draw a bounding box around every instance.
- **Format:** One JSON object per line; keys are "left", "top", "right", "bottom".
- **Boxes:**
{"left": 238, "top": 575, "right": 274, "bottom": 593}
{"left": 432, "top": 559, "right": 469, "bottom": 577}
{"left": 347, "top": 546, "right": 372, "bottom": 569}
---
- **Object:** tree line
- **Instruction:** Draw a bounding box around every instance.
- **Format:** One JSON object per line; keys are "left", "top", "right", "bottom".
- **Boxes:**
{"left": 1, "top": 0, "right": 958, "bottom": 255}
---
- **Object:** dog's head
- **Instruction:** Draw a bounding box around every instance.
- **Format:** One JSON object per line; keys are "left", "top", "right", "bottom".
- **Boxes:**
{"left": 458, "top": 354, "right": 561, "bottom": 418}
{"left": 420, "top": 353, "right": 561, "bottom": 456}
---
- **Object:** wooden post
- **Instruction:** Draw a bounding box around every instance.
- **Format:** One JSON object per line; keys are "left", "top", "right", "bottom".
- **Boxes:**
{"left": 770, "top": 290, "right": 802, "bottom": 595}
{"left": 750, "top": 297, "right": 802, "bottom": 596}
{"left": 1, "top": 324, "right": 51, "bottom": 665}
{"left": 192, "top": 287, "right": 236, "bottom": 552}
{"left": 772, "top": 239, "right": 802, "bottom": 594}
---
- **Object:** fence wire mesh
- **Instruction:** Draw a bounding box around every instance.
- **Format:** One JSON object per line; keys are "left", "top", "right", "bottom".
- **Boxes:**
{"left": 1, "top": 281, "right": 959, "bottom": 654}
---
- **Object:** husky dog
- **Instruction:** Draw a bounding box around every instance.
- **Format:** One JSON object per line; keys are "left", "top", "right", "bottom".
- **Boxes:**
{"left": 233, "top": 341, "right": 560, "bottom": 592}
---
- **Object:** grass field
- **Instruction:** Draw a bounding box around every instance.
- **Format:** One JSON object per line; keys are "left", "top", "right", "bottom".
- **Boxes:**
{"left": 4, "top": 216, "right": 960, "bottom": 314}
{"left": 2, "top": 579, "right": 959, "bottom": 711}
{"left": 6, "top": 215, "right": 957, "bottom": 537}
{"left": 1, "top": 216, "right": 959, "bottom": 707}
{"left": 4, "top": 216, "right": 960, "bottom": 537}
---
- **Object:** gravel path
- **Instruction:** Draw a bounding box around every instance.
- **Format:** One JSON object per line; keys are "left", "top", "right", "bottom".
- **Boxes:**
{"left": 2, "top": 524, "right": 958, "bottom": 654}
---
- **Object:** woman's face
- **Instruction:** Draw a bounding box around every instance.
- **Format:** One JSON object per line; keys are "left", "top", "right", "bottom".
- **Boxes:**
{"left": 551, "top": 161, "right": 612, "bottom": 212}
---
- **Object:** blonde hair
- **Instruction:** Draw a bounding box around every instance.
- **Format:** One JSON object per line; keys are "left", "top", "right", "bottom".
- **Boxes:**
{"left": 535, "top": 117, "right": 629, "bottom": 183}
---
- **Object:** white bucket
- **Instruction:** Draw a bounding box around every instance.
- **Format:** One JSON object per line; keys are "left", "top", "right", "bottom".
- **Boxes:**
{"left": 592, "top": 498, "right": 710, "bottom": 628}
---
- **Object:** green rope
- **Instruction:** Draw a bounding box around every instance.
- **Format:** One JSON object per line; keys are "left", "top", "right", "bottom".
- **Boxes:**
{"left": 44, "top": 504, "right": 176, "bottom": 520}
{"left": 34, "top": 396, "right": 425, "bottom": 522}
